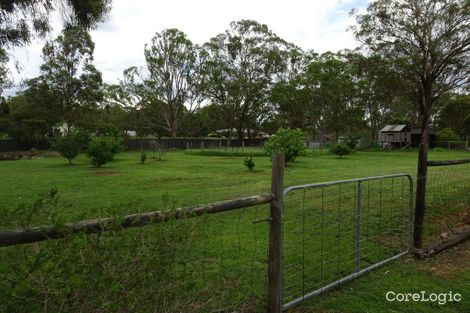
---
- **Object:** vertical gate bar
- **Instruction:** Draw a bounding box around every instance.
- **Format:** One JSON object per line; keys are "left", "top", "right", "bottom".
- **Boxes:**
{"left": 302, "top": 189, "right": 306, "bottom": 300}
{"left": 320, "top": 187, "right": 324, "bottom": 293}
{"left": 267, "top": 153, "right": 285, "bottom": 313}
{"left": 355, "top": 181, "right": 362, "bottom": 272}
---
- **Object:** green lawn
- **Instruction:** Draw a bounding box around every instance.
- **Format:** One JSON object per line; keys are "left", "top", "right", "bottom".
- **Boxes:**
{"left": 0, "top": 149, "right": 467, "bottom": 221}
{"left": 0, "top": 149, "right": 469, "bottom": 312}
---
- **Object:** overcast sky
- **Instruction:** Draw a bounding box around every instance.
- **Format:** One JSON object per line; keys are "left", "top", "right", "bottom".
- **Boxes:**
{"left": 6, "top": 0, "right": 370, "bottom": 95}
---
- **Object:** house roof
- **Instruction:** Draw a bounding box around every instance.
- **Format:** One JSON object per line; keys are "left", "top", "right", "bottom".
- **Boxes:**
{"left": 380, "top": 125, "right": 409, "bottom": 132}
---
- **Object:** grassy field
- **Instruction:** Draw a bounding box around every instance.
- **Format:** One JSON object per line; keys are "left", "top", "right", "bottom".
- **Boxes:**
{"left": 0, "top": 149, "right": 469, "bottom": 312}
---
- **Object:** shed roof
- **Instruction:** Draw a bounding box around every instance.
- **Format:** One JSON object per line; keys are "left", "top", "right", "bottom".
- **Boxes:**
{"left": 380, "top": 125, "right": 409, "bottom": 132}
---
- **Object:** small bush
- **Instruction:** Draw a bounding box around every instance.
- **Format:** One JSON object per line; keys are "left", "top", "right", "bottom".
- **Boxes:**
{"left": 264, "top": 128, "right": 306, "bottom": 163}
{"left": 438, "top": 128, "right": 460, "bottom": 142}
{"left": 340, "top": 135, "right": 360, "bottom": 150}
{"left": 330, "top": 143, "right": 351, "bottom": 158}
{"left": 243, "top": 155, "right": 255, "bottom": 171}
{"left": 53, "top": 131, "right": 89, "bottom": 164}
{"left": 140, "top": 151, "right": 147, "bottom": 164}
{"left": 87, "top": 136, "right": 123, "bottom": 167}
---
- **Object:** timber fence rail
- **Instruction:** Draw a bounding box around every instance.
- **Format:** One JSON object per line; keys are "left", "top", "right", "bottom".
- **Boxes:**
{"left": 0, "top": 194, "right": 274, "bottom": 247}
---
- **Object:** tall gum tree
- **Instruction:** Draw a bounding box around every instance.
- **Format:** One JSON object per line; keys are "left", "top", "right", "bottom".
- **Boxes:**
{"left": 39, "top": 26, "right": 103, "bottom": 130}
{"left": 122, "top": 29, "right": 200, "bottom": 138}
{"left": 199, "top": 20, "right": 294, "bottom": 140}
{"left": 352, "top": 0, "right": 470, "bottom": 248}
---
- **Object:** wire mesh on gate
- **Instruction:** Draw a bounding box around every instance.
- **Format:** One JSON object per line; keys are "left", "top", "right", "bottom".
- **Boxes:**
{"left": 282, "top": 174, "right": 413, "bottom": 310}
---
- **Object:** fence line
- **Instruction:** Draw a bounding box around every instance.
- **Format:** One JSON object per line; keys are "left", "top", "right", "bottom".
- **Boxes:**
{"left": 426, "top": 159, "right": 470, "bottom": 221}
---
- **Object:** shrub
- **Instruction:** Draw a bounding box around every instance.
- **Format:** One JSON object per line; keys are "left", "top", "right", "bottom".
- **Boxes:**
{"left": 86, "top": 136, "right": 123, "bottom": 167}
{"left": 53, "top": 131, "right": 87, "bottom": 165}
{"left": 264, "top": 128, "right": 306, "bottom": 163}
{"left": 438, "top": 128, "right": 460, "bottom": 142}
{"left": 330, "top": 143, "right": 351, "bottom": 158}
{"left": 140, "top": 151, "right": 147, "bottom": 164}
{"left": 243, "top": 155, "right": 255, "bottom": 171}
{"left": 340, "top": 135, "right": 360, "bottom": 150}
{"left": 74, "top": 128, "right": 92, "bottom": 152}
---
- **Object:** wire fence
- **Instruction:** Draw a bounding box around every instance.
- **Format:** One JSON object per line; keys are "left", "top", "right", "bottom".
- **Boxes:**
{"left": 426, "top": 160, "right": 470, "bottom": 228}
{"left": 434, "top": 141, "right": 468, "bottom": 150}
{"left": 0, "top": 200, "right": 271, "bottom": 312}
{"left": 282, "top": 175, "right": 413, "bottom": 309}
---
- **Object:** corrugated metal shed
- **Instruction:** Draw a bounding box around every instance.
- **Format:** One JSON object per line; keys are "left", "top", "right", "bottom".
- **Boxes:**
{"left": 380, "top": 125, "right": 408, "bottom": 132}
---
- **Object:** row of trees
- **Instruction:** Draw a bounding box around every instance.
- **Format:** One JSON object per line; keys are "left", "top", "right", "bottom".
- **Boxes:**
{"left": 1, "top": 19, "right": 469, "bottom": 148}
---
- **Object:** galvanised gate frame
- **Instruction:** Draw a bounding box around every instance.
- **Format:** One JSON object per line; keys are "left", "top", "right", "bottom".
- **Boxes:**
{"left": 281, "top": 174, "right": 413, "bottom": 310}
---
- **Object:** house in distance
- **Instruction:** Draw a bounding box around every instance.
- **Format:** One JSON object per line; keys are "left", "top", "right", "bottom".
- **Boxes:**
{"left": 378, "top": 125, "right": 411, "bottom": 149}
{"left": 378, "top": 125, "right": 438, "bottom": 149}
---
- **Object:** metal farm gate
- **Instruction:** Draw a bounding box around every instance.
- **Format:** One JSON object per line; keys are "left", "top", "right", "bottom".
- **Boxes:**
{"left": 281, "top": 174, "right": 413, "bottom": 310}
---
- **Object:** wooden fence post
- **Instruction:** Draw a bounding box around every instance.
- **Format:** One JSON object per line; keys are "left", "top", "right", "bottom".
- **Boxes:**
{"left": 267, "top": 153, "right": 284, "bottom": 313}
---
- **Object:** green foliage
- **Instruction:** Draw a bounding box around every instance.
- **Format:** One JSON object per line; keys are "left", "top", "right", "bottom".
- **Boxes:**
{"left": 340, "top": 135, "right": 360, "bottom": 150}
{"left": 86, "top": 136, "right": 122, "bottom": 167}
{"left": 39, "top": 26, "right": 103, "bottom": 128}
{"left": 305, "top": 52, "right": 361, "bottom": 138}
{"left": 53, "top": 131, "right": 88, "bottom": 164}
{"left": 96, "top": 123, "right": 122, "bottom": 138}
{"left": 0, "top": 0, "right": 111, "bottom": 92}
{"left": 140, "top": 151, "right": 147, "bottom": 164}
{"left": 438, "top": 128, "right": 460, "bottom": 142}
{"left": 0, "top": 81, "right": 62, "bottom": 147}
{"left": 243, "top": 155, "right": 255, "bottom": 171}
{"left": 199, "top": 20, "right": 294, "bottom": 140}
{"left": 264, "top": 128, "right": 306, "bottom": 162}
{"left": 330, "top": 143, "right": 351, "bottom": 158}
{"left": 438, "top": 95, "right": 470, "bottom": 138}
{"left": 122, "top": 28, "right": 198, "bottom": 137}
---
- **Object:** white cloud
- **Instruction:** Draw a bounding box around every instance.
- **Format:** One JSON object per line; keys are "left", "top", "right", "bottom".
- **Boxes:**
{"left": 5, "top": 0, "right": 370, "bottom": 93}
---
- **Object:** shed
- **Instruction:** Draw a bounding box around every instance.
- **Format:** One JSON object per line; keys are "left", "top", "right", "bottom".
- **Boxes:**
{"left": 378, "top": 125, "right": 411, "bottom": 148}
{"left": 410, "top": 128, "right": 438, "bottom": 148}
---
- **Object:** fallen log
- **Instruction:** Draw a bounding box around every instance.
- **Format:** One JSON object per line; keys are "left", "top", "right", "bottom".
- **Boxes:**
{"left": 414, "top": 225, "right": 470, "bottom": 258}
{"left": 427, "top": 159, "right": 470, "bottom": 166}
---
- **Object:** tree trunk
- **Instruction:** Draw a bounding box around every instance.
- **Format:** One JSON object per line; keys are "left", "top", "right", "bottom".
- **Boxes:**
{"left": 237, "top": 123, "right": 244, "bottom": 140}
{"left": 414, "top": 102, "right": 431, "bottom": 248}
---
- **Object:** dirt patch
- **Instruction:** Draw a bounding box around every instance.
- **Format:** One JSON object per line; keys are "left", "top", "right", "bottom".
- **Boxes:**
{"left": 0, "top": 150, "right": 60, "bottom": 161}
{"left": 154, "top": 176, "right": 186, "bottom": 183}
{"left": 420, "top": 239, "right": 470, "bottom": 277}
{"left": 94, "top": 171, "right": 120, "bottom": 176}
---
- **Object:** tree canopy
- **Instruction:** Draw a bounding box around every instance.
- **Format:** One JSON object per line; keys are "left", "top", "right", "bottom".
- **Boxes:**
{"left": 0, "top": 0, "right": 111, "bottom": 93}
{"left": 38, "top": 26, "right": 103, "bottom": 130}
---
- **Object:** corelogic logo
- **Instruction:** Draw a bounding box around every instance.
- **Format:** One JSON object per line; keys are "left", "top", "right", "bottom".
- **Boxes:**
{"left": 386, "top": 291, "right": 462, "bottom": 305}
